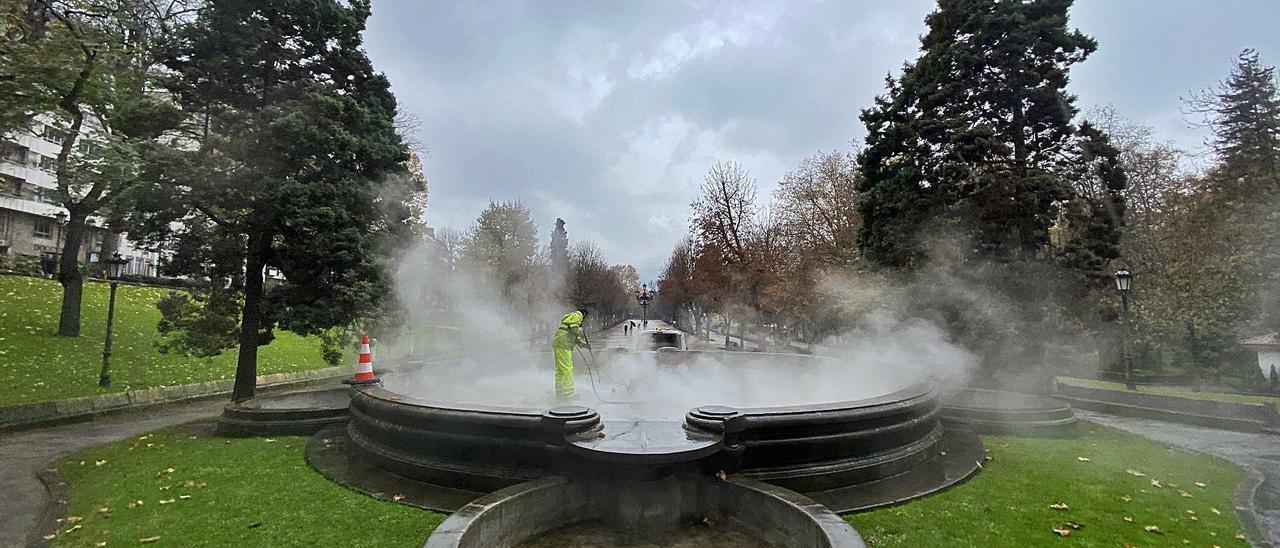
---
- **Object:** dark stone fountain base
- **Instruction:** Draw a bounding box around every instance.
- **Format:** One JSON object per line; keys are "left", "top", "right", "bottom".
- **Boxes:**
{"left": 940, "top": 388, "right": 1078, "bottom": 437}
{"left": 214, "top": 387, "right": 351, "bottom": 437}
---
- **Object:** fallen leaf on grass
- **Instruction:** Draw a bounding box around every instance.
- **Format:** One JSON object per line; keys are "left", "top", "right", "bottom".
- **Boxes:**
{"left": 392, "top": 494, "right": 405, "bottom": 502}
{"left": 1076, "top": 456, "right": 1090, "bottom": 462}
{"left": 1178, "top": 489, "right": 1193, "bottom": 498}
{"left": 1051, "top": 527, "right": 1070, "bottom": 537}
{"left": 95, "top": 460, "right": 107, "bottom": 466}
{"left": 178, "top": 495, "right": 191, "bottom": 500}
{"left": 1189, "top": 516, "right": 1199, "bottom": 522}
{"left": 1151, "top": 479, "right": 1163, "bottom": 488}
{"left": 1126, "top": 469, "right": 1146, "bottom": 477}
{"left": 1049, "top": 503, "right": 1069, "bottom": 510}
{"left": 65, "top": 525, "right": 81, "bottom": 533}
{"left": 1064, "top": 521, "right": 1081, "bottom": 530}
{"left": 1195, "top": 482, "right": 1206, "bottom": 488}
{"left": 97, "top": 507, "right": 110, "bottom": 514}
{"left": 247, "top": 521, "right": 262, "bottom": 528}
{"left": 140, "top": 536, "right": 160, "bottom": 543}
{"left": 158, "top": 499, "right": 175, "bottom": 505}
{"left": 264, "top": 438, "right": 276, "bottom": 443}
{"left": 1145, "top": 525, "right": 1161, "bottom": 533}
{"left": 42, "top": 534, "right": 56, "bottom": 541}
{"left": 67, "top": 516, "right": 83, "bottom": 524}
{"left": 1121, "top": 495, "right": 1132, "bottom": 502}
{"left": 1210, "top": 507, "right": 1221, "bottom": 515}
{"left": 1186, "top": 509, "right": 1196, "bottom": 515}
{"left": 95, "top": 542, "right": 106, "bottom": 547}
{"left": 1236, "top": 533, "right": 1246, "bottom": 540}
{"left": 1123, "top": 516, "right": 1134, "bottom": 522}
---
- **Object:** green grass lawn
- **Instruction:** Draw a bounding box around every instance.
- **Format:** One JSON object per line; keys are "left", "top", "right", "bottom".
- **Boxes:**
{"left": 850, "top": 423, "right": 1249, "bottom": 547}
{"left": 49, "top": 426, "right": 442, "bottom": 547}
{"left": 47, "top": 420, "right": 1249, "bottom": 546}
{"left": 1058, "top": 375, "right": 1280, "bottom": 410}
{"left": 0, "top": 275, "right": 332, "bottom": 407}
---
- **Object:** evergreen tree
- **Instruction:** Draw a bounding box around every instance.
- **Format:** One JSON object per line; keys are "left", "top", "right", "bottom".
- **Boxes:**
{"left": 1185, "top": 50, "right": 1280, "bottom": 346}
{"left": 460, "top": 201, "right": 540, "bottom": 299}
{"left": 130, "top": 0, "right": 416, "bottom": 401}
{"left": 1057, "top": 122, "right": 1127, "bottom": 289}
{"left": 549, "top": 217, "right": 569, "bottom": 295}
{"left": 1188, "top": 49, "right": 1280, "bottom": 189}
{"left": 858, "top": 0, "right": 1097, "bottom": 265}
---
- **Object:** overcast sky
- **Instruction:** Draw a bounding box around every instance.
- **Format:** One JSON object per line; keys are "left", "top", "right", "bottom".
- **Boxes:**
{"left": 364, "top": 0, "right": 1280, "bottom": 280}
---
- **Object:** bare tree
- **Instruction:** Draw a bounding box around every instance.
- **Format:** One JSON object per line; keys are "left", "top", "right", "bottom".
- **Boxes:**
{"left": 773, "top": 150, "right": 862, "bottom": 264}
{"left": 691, "top": 161, "right": 757, "bottom": 264}
{"left": 567, "top": 240, "right": 627, "bottom": 326}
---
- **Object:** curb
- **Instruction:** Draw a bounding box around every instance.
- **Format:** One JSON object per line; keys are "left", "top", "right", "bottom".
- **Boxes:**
{"left": 0, "top": 365, "right": 349, "bottom": 433}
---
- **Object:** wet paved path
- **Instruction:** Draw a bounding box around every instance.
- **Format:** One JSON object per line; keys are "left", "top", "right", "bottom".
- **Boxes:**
{"left": 1078, "top": 410, "right": 1280, "bottom": 546}
{"left": 0, "top": 400, "right": 226, "bottom": 547}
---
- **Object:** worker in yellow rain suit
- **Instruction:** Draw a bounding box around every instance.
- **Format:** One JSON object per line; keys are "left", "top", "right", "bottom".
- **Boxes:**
{"left": 552, "top": 309, "right": 590, "bottom": 401}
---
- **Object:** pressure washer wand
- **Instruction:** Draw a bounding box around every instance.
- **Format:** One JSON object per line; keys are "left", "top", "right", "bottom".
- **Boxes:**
{"left": 575, "top": 341, "right": 644, "bottom": 405}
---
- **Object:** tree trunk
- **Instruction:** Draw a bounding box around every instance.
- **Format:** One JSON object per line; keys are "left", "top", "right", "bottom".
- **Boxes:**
{"left": 56, "top": 210, "right": 89, "bottom": 337}
{"left": 232, "top": 230, "right": 268, "bottom": 402}
{"left": 99, "top": 229, "right": 123, "bottom": 277}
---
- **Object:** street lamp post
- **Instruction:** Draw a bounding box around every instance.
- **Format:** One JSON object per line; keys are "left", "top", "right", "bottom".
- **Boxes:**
{"left": 54, "top": 211, "right": 67, "bottom": 243}
{"left": 1114, "top": 267, "right": 1135, "bottom": 390}
{"left": 98, "top": 252, "right": 129, "bottom": 387}
{"left": 635, "top": 283, "right": 653, "bottom": 328}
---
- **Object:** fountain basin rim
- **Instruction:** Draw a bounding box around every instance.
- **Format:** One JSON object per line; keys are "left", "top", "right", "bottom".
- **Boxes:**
{"left": 364, "top": 366, "right": 935, "bottom": 422}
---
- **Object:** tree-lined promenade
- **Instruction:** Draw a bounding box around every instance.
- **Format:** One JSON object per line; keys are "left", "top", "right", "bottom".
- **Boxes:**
{"left": 656, "top": 1, "right": 1280, "bottom": 391}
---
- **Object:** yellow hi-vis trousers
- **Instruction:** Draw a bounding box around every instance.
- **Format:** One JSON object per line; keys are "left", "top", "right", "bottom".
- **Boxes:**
{"left": 553, "top": 344, "right": 575, "bottom": 400}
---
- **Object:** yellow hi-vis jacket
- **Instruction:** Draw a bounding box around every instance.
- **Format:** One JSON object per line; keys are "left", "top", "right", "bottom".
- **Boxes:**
{"left": 552, "top": 311, "right": 588, "bottom": 349}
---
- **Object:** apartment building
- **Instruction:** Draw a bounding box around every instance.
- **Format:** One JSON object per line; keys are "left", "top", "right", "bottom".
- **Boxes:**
{"left": 0, "top": 117, "right": 163, "bottom": 276}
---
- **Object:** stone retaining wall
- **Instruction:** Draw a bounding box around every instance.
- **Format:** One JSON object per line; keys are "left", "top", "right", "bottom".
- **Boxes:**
{"left": 0, "top": 365, "right": 349, "bottom": 431}
{"left": 1055, "top": 382, "right": 1280, "bottom": 433}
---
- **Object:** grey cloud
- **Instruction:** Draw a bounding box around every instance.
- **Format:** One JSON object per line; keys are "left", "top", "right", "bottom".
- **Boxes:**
{"left": 366, "top": 0, "right": 1280, "bottom": 278}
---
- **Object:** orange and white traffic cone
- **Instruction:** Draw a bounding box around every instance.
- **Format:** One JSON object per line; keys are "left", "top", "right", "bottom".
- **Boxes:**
{"left": 344, "top": 333, "right": 380, "bottom": 386}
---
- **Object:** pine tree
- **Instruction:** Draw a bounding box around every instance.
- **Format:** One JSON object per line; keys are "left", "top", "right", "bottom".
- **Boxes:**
{"left": 1186, "top": 50, "right": 1280, "bottom": 343}
{"left": 550, "top": 217, "right": 569, "bottom": 294}
{"left": 1057, "top": 122, "right": 1127, "bottom": 288}
{"left": 1188, "top": 49, "right": 1280, "bottom": 190}
{"left": 129, "top": 0, "right": 415, "bottom": 401}
{"left": 858, "top": 0, "right": 1097, "bottom": 265}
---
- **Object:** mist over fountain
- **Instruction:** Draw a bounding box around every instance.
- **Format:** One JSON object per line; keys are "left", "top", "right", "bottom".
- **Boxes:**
{"left": 304, "top": 316, "right": 986, "bottom": 547}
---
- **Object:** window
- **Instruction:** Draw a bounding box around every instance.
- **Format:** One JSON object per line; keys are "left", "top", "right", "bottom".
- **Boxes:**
{"left": 39, "top": 155, "right": 55, "bottom": 172}
{"left": 1, "top": 175, "right": 20, "bottom": 197}
{"left": 1, "top": 142, "right": 28, "bottom": 164}
{"left": 32, "top": 218, "right": 52, "bottom": 239}
{"left": 42, "top": 124, "right": 70, "bottom": 144}
{"left": 77, "top": 139, "right": 97, "bottom": 157}
{"left": 37, "top": 188, "right": 60, "bottom": 204}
